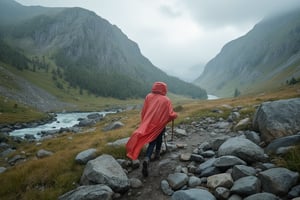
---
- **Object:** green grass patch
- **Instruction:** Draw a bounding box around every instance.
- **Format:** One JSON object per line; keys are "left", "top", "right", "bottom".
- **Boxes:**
{"left": 0, "top": 96, "right": 47, "bottom": 124}
{"left": 276, "top": 145, "right": 300, "bottom": 173}
{"left": 101, "top": 145, "right": 127, "bottom": 159}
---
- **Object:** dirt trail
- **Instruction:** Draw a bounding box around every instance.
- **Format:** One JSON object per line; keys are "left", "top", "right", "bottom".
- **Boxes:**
{"left": 120, "top": 130, "right": 214, "bottom": 200}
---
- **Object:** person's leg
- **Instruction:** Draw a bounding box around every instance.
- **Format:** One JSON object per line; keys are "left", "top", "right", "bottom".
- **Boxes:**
{"left": 143, "top": 139, "right": 156, "bottom": 177}
{"left": 145, "top": 139, "right": 156, "bottom": 160}
{"left": 142, "top": 128, "right": 166, "bottom": 177}
{"left": 154, "top": 128, "right": 165, "bottom": 159}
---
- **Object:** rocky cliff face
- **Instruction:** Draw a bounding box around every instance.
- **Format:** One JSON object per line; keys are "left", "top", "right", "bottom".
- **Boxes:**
{"left": 194, "top": 8, "right": 300, "bottom": 97}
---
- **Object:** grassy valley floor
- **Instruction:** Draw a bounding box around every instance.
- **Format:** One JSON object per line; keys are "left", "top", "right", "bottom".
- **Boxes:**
{"left": 0, "top": 83, "right": 299, "bottom": 199}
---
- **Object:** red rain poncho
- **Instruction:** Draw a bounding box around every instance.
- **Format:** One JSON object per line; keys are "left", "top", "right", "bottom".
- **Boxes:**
{"left": 126, "top": 82, "right": 177, "bottom": 160}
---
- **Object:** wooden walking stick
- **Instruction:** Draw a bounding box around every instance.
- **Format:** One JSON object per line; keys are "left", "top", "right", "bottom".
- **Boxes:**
{"left": 171, "top": 120, "right": 174, "bottom": 141}
{"left": 164, "top": 131, "right": 168, "bottom": 152}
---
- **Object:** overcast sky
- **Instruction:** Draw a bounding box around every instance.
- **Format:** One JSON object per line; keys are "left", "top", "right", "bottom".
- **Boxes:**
{"left": 16, "top": 0, "right": 300, "bottom": 82}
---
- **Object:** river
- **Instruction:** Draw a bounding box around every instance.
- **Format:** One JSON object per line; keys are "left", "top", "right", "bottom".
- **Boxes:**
{"left": 9, "top": 111, "right": 114, "bottom": 139}
{"left": 208, "top": 94, "right": 219, "bottom": 100}
{"left": 10, "top": 95, "right": 219, "bottom": 139}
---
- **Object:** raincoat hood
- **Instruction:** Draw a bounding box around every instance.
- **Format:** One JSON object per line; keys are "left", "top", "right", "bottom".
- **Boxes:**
{"left": 151, "top": 82, "right": 167, "bottom": 95}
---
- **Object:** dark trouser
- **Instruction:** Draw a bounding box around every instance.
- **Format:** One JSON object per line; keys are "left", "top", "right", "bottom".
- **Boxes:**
{"left": 146, "top": 128, "right": 165, "bottom": 159}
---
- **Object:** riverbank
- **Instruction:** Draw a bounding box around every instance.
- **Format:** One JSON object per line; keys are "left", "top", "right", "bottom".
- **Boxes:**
{"left": 9, "top": 111, "right": 116, "bottom": 140}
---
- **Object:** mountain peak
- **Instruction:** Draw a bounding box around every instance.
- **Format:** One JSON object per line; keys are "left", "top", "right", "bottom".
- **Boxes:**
{"left": 0, "top": 1, "right": 207, "bottom": 100}
{"left": 194, "top": 7, "right": 300, "bottom": 97}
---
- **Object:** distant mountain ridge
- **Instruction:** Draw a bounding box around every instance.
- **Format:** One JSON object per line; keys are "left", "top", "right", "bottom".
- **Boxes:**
{"left": 0, "top": 0, "right": 207, "bottom": 100}
{"left": 194, "top": 7, "right": 300, "bottom": 97}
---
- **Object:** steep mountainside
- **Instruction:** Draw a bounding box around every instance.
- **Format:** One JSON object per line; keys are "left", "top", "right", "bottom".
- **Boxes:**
{"left": 194, "top": 7, "right": 300, "bottom": 97}
{"left": 0, "top": 0, "right": 207, "bottom": 100}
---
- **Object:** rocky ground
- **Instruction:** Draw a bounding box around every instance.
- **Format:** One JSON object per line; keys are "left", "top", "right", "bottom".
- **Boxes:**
{"left": 117, "top": 116, "right": 247, "bottom": 200}
{"left": 120, "top": 128, "right": 215, "bottom": 200}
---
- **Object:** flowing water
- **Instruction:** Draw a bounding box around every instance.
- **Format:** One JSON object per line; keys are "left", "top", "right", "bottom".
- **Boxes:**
{"left": 9, "top": 111, "right": 113, "bottom": 138}
{"left": 9, "top": 95, "right": 219, "bottom": 138}
{"left": 208, "top": 94, "right": 219, "bottom": 100}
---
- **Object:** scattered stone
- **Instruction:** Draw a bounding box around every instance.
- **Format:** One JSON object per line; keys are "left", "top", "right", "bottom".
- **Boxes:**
{"left": 103, "top": 121, "right": 124, "bottom": 131}
{"left": 176, "top": 143, "right": 187, "bottom": 148}
{"left": 228, "top": 194, "right": 243, "bottom": 200}
{"left": 218, "top": 137, "right": 266, "bottom": 163}
{"left": 75, "top": 148, "right": 97, "bottom": 164}
{"left": 172, "top": 188, "right": 216, "bottom": 200}
{"left": 253, "top": 98, "right": 300, "bottom": 143}
{"left": 58, "top": 184, "right": 113, "bottom": 200}
{"left": 129, "top": 178, "right": 143, "bottom": 188}
{"left": 0, "top": 167, "right": 6, "bottom": 173}
{"left": 230, "top": 176, "right": 261, "bottom": 196}
{"left": 8, "top": 154, "right": 25, "bottom": 165}
{"left": 288, "top": 185, "right": 300, "bottom": 199}
{"left": 107, "top": 137, "right": 129, "bottom": 146}
{"left": 265, "top": 134, "right": 300, "bottom": 154}
{"left": 175, "top": 128, "right": 187, "bottom": 137}
{"left": 232, "top": 165, "right": 257, "bottom": 181}
{"left": 80, "top": 154, "right": 129, "bottom": 193}
{"left": 190, "top": 154, "right": 204, "bottom": 163}
{"left": 258, "top": 167, "right": 299, "bottom": 196}
{"left": 161, "top": 180, "right": 174, "bottom": 196}
{"left": 78, "top": 119, "right": 96, "bottom": 127}
{"left": 213, "top": 155, "right": 247, "bottom": 170}
{"left": 188, "top": 176, "right": 201, "bottom": 188}
{"left": 243, "top": 192, "right": 280, "bottom": 200}
{"left": 201, "top": 150, "right": 215, "bottom": 158}
{"left": 207, "top": 173, "right": 233, "bottom": 189}
{"left": 167, "top": 173, "right": 189, "bottom": 190}
{"left": 214, "top": 187, "right": 230, "bottom": 200}
{"left": 36, "top": 149, "right": 53, "bottom": 158}
{"left": 180, "top": 153, "right": 191, "bottom": 161}
{"left": 243, "top": 131, "right": 260, "bottom": 145}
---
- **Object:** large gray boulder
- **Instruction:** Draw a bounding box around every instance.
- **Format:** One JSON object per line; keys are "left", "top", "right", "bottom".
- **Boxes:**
{"left": 218, "top": 137, "right": 266, "bottom": 163}
{"left": 207, "top": 173, "right": 234, "bottom": 189}
{"left": 230, "top": 176, "right": 261, "bottom": 196}
{"left": 232, "top": 165, "right": 257, "bottom": 181}
{"left": 172, "top": 188, "right": 216, "bottom": 200}
{"left": 265, "top": 134, "right": 300, "bottom": 154}
{"left": 258, "top": 167, "right": 299, "bottom": 196}
{"left": 243, "top": 192, "right": 280, "bottom": 200}
{"left": 58, "top": 184, "right": 113, "bottom": 200}
{"left": 213, "top": 155, "right": 247, "bottom": 170}
{"left": 80, "top": 154, "right": 129, "bottom": 193}
{"left": 253, "top": 98, "right": 300, "bottom": 143}
{"left": 167, "top": 173, "right": 189, "bottom": 190}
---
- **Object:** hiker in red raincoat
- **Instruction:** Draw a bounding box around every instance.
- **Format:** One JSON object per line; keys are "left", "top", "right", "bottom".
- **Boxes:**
{"left": 126, "top": 81, "right": 177, "bottom": 177}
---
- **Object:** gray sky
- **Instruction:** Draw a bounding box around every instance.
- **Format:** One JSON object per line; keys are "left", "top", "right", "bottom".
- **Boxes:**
{"left": 15, "top": 0, "right": 300, "bottom": 82}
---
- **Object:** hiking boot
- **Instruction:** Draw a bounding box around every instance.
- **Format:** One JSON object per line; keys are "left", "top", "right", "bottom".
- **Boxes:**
{"left": 151, "top": 152, "right": 160, "bottom": 161}
{"left": 142, "top": 158, "right": 149, "bottom": 177}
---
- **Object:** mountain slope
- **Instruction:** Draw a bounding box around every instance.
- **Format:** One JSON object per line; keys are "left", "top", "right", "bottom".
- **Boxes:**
{"left": 193, "top": 7, "right": 300, "bottom": 97}
{"left": 0, "top": 1, "right": 207, "bottom": 100}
